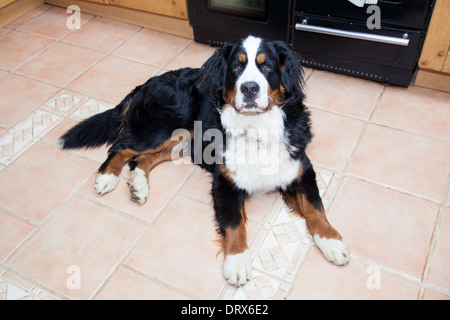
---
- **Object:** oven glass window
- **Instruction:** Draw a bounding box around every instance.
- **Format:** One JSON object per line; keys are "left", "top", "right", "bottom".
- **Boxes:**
{"left": 207, "top": 0, "right": 267, "bottom": 21}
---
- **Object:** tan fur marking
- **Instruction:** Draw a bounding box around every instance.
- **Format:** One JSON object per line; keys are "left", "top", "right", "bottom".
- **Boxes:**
{"left": 282, "top": 191, "right": 342, "bottom": 240}
{"left": 222, "top": 85, "right": 237, "bottom": 105}
{"left": 267, "top": 85, "right": 285, "bottom": 110}
{"left": 238, "top": 53, "right": 246, "bottom": 63}
{"left": 222, "top": 207, "right": 248, "bottom": 255}
{"left": 101, "top": 132, "right": 193, "bottom": 177}
{"left": 218, "top": 163, "right": 236, "bottom": 184}
{"left": 256, "top": 53, "right": 266, "bottom": 65}
{"left": 299, "top": 193, "right": 341, "bottom": 239}
{"left": 103, "top": 149, "right": 139, "bottom": 176}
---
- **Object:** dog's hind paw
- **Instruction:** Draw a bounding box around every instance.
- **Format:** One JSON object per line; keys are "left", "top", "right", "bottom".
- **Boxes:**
{"left": 95, "top": 173, "right": 120, "bottom": 195}
{"left": 314, "top": 235, "right": 350, "bottom": 266}
{"left": 127, "top": 168, "right": 148, "bottom": 205}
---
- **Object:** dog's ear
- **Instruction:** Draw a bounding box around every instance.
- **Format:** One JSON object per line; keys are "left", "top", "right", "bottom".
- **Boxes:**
{"left": 198, "top": 43, "right": 232, "bottom": 92}
{"left": 274, "top": 41, "right": 305, "bottom": 100}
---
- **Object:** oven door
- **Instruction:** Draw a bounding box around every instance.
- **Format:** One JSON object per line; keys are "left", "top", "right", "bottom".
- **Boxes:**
{"left": 295, "top": 0, "right": 434, "bottom": 29}
{"left": 292, "top": 13, "right": 425, "bottom": 86}
{"left": 187, "top": 0, "right": 291, "bottom": 45}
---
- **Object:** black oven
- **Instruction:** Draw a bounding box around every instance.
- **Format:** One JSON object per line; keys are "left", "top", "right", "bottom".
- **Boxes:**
{"left": 293, "top": 0, "right": 435, "bottom": 86}
{"left": 187, "top": 0, "right": 435, "bottom": 87}
{"left": 187, "top": 0, "right": 291, "bottom": 46}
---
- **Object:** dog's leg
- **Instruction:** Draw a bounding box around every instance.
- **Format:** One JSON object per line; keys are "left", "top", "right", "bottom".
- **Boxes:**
{"left": 96, "top": 149, "right": 138, "bottom": 195}
{"left": 213, "top": 172, "right": 251, "bottom": 286}
{"left": 282, "top": 164, "right": 350, "bottom": 266}
{"left": 127, "top": 152, "right": 172, "bottom": 204}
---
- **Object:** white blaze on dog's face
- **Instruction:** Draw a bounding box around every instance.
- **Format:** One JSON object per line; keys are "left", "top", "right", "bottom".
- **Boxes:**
{"left": 235, "top": 36, "right": 269, "bottom": 113}
{"left": 226, "top": 36, "right": 270, "bottom": 113}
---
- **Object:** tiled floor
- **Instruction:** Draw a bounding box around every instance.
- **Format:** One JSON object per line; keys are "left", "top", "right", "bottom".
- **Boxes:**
{"left": 0, "top": 4, "right": 449, "bottom": 300}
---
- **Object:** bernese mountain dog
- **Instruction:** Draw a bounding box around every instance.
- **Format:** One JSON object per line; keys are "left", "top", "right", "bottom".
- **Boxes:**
{"left": 60, "top": 36, "right": 349, "bottom": 286}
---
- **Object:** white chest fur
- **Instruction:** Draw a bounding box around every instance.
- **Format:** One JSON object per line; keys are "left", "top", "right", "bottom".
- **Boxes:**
{"left": 220, "top": 107, "right": 301, "bottom": 194}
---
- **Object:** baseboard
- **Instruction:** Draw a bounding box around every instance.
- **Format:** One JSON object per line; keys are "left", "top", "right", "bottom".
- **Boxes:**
{"left": 45, "top": 0, "right": 193, "bottom": 39}
{"left": 0, "top": 0, "right": 44, "bottom": 28}
{"left": 414, "top": 69, "right": 450, "bottom": 93}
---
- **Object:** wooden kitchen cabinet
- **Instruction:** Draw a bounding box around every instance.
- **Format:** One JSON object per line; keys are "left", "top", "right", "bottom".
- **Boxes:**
{"left": 108, "top": 0, "right": 187, "bottom": 19}
{"left": 45, "top": 0, "right": 193, "bottom": 38}
{"left": 0, "top": 0, "right": 16, "bottom": 9}
{"left": 415, "top": 0, "right": 450, "bottom": 92}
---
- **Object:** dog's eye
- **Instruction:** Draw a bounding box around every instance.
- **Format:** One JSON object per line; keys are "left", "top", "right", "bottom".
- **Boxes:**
{"left": 233, "top": 65, "right": 243, "bottom": 72}
{"left": 262, "top": 65, "right": 271, "bottom": 72}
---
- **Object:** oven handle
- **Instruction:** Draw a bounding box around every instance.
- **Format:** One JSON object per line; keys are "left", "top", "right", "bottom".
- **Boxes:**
{"left": 295, "top": 23, "right": 409, "bottom": 46}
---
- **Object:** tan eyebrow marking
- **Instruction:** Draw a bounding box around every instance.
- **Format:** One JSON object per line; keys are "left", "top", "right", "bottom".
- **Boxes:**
{"left": 256, "top": 53, "right": 266, "bottom": 64}
{"left": 238, "top": 53, "right": 246, "bottom": 63}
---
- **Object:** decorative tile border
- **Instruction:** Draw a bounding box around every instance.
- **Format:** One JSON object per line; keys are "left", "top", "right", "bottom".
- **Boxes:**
{"left": 0, "top": 110, "right": 62, "bottom": 166}
{"left": 70, "top": 97, "right": 115, "bottom": 121}
{"left": 40, "top": 90, "right": 88, "bottom": 117}
{"left": 223, "top": 168, "right": 337, "bottom": 299}
{"left": 0, "top": 271, "right": 59, "bottom": 300}
{"left": 0, "top": 90, "right": 116, "bottom": 168}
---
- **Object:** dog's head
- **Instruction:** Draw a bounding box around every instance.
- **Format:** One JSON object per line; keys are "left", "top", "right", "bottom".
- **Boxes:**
{"left": 199, "top": 36, "right": 304, "bottom": 113}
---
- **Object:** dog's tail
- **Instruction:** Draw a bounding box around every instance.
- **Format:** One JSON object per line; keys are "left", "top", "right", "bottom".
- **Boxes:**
{"left": 59, "top": 94, "right": 132, "bottom": 150}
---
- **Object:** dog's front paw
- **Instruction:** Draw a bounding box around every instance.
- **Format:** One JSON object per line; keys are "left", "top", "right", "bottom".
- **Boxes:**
{"left": 127, "top": 168, "right": 148, "bottom": 205}
{"left": 314, "top": 235, "right": 350, "bottom": 266}
{"left": 223, "top": 249, "right": 252, "bottom": 287}
{"left": 95, "top": 172, "right": 120, "bottom": 195}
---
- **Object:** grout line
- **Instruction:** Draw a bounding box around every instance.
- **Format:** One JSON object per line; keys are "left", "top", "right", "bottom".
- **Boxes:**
{"left": 0, "top": 266, "right": 70, "bottom": 300}
{"left": 1, "top": 163, "right": 98, "bottom": 265}
{"left": 342, "top": 85, "right": 387, "bottom": 174}
{"left": 418, "top": 170, "right": 450, "bottom": 299}
{"left": 89, "top": 164, "right": 196, "bottom": 299}
{"left": 4, "top": 3, "right": 52, "bottom": 29}
{"left": 62, "top": 26, "right": 144, "bottom": 89}
{"left": 160, "top": 39, "right": 193, "bottom": 70}
{"left": 312, "top": 161, "right": 444, "bottom": 205}
{"left": 306, "top": 104, "right": 450, "bottom": 146}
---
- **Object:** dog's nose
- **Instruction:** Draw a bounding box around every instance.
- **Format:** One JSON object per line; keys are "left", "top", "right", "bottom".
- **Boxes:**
{"left": 240, "top": 82, "right": 260, "bottom": 99}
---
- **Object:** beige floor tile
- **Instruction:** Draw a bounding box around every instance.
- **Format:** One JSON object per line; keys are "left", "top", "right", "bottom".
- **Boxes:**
{"left": 0, "top": 31, "right": 54, "bottom": 71}
{"left": 0, "top": 74, "right": 59, "bottom": 128}
{"left": 62, "top": 17, "right": 140, "bottom": 53}
{"left": 95, "top": 267, "right": 189, "bottom": 300}
{"left": 426, "top": 207, "right": 450, "bottom": 292}
{"left": 245, "top": 192, "right": 279, "bottom": 223}
{"left": 0, "top": 142, "right": 98, "bottom": 223}
{"left": 165, "top": 41, "right": 216, "bottom": 70}
{"left": 16, "top": 6, "right": 93, "bottom": 39}
{"left": 347, "top": 124, "right": 450, "bottom": 201}
{"left": 305, "top": 70, "right": 384, "bottom": 119}
{"left": 112, "top": 29, "right": 191, "bottom": 68}
{"left": 6, "top": 4, "right": 51, "bottom": 28}
{"left": 373, "top": 86, "right": 450, "bottom": 142}
{"left": 68, "top": 56, "right": 159, "bottom": 104}
{"left": 329, "top": 177, "right": 439, "bottom": 279}
{"left": 422, "top": 288, "right": 450, "bottom": 300}
{"left": 5, "top": 197, "right": 146, "bottom": 299}
{"left": 0, "top": 209, "right": 35, "bottom": 261}
{"left": 16, "top": 43, "right": 103, "bottom": 87}
{"left": 288, "top": 249, "right": 420, "bottom": 300}
{"left": 306, "top": 108, "right": 365, "bottom": 171}
{"left": 124, "top": 195, "right": 225, "bottom": 299}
